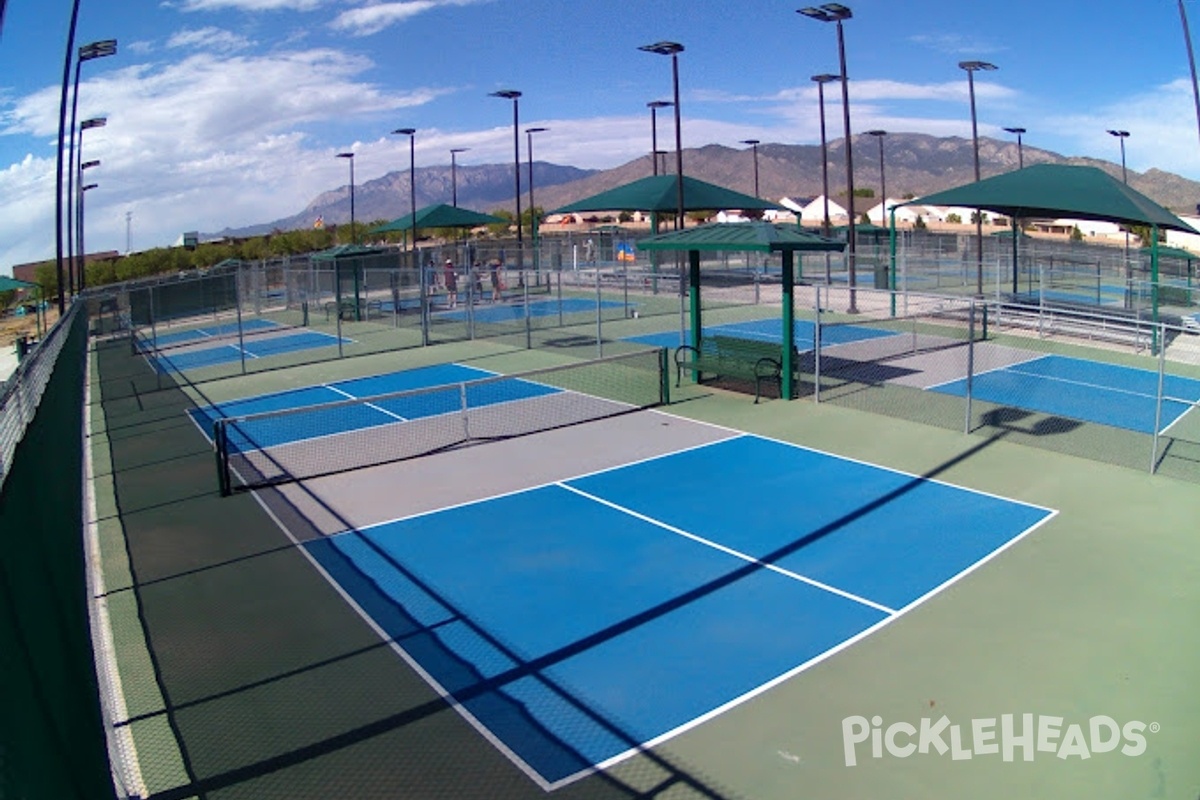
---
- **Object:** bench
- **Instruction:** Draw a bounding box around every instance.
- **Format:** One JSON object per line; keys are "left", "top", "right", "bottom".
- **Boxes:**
{"left": 323, "top": 298, "right": 383, "bottom": 322}
{"left": 674, "top": 335, "right": 793, "bottom": 403}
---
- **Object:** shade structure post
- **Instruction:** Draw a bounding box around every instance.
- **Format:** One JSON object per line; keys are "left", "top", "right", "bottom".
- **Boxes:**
{"left": 688, "top": 249, "right": 702, "bottom": 385}
{"left": 1151, "top": 225, "right": 1160, "bottom": 355}
{"left": 782, "top": 250, "right": 795, "bottom": 400}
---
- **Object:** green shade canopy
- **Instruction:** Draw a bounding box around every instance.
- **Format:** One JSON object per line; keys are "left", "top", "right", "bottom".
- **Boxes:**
{"left": 1148, "top": 244, "right": 1198, "bottom": 262}
{"left": 372, "top": 204, "right": 504, "bottom": 233}
{"left": 904, "top": 164, "right": 1198, "bottom": 233}
{"left": 311, "top": 244, "right": 387, "bottom": 260}
{"left": 831, "top": 222, "right": 889, "bottom": 235}
{"left": 637, "top": 222, "right": 845, "bottom": 253}
{"left": 0, "top": 276, "right": 39, "bottom": 292}
{"left": 551, "top": 175, "right": 783, "bottom": 215}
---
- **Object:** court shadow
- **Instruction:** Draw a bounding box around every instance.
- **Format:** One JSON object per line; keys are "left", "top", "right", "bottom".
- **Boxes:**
{"left": 98, "top": 337, "right": 742, "bottom": 800}
{"left": 974, "top": 406, "right": 1084, "bottom": 437}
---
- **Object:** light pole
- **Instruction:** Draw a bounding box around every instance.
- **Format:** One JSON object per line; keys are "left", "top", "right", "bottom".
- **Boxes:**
{"left": 1003, "top": 126, "right": 1026, "bottom": 295}
{"left": 800, "top": 5, "right": 858, "bottom": 312}
{"left": 489, "top": 90, "right": 523, "bottom": 260}
{"left": 336, "top": 151, "right": 355, "bottom": 244}
{"left": 526, "top": 126, "right": 547, "bottom": 277}
{"left": 1003, "top": 126, "right": 1026, "bottom": 169}
{"left": 811, "top": 73, "right": 840, "bottom": 239}
{"left": 393, "top": 128, "right": 423, "bottom": 340}
{"left": 1180, "top": 0, "right": 1200, "bottom": 150}
{"left": 392, "top": 128, "right": 417, "bottom": 259}
{"left": 639, "top": 42, "right": 685, "bottom": 231}
{"left": 960, "top": 59, "right": 998, "bottom": 297}
{"left": 647, "top": 100, "right": 673, "bottom": 176}
{"left": 77, "top": 159, "right": 99, "bottom": 291}
{"left": 54, "top": 17, "right": 115, "bottom": 312}
{"left": 866, "top": 130, "right": 886, "bottom": 225}
{"left": 740, "top": 138, "right": 762, "bottom": 198}
{"left": 75, "top": 117, "right": 105, "bottom": 294}
{"left": 66, "top": 39, "right": 116, "bottom": 299}
{"left": 1109, "top": 129, "right": 1132, "bottom": 307}
{"left": 450, "top": 147, "right": 468, "bottom": 207}
{"left": 78, "top": 181, "right": 97, "bottom": 292}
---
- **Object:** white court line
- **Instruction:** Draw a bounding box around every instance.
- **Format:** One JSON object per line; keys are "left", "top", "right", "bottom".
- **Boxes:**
{"left": 1158, "top": 397, "right": 1200, "bottom": 436}
{"left": 299, "top": 417, "right": 1059, "bottom": 790}
{"left": 645, "top": 414, "right": 1058, "bottom": 515}
{"left": 556, "top": 482, "right": 896, "bottom": 615}
{"left": 1003, "top": 363, "right": 1164, "bottom": 401}
{"left": 577, "top": 505, "right": 1061, "bottom": 789}
{"left": 343, "top": 420, "right": 744, "bottom": 535}
{"left": 83, "top": 351, "right": 149, "bottom": 799}
{"left": 324, "top": 384, "right": 409, "bottom": 422}
{"left": 921, "top": 352, "right": 1051, "bottom": 391}
{"left": 243, "top": 490, "right": 558, "bottom": 793}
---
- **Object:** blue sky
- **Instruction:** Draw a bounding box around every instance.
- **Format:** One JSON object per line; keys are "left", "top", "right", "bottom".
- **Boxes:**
{"left": 2, "top": 0, "right": 1200, "bottom": 273}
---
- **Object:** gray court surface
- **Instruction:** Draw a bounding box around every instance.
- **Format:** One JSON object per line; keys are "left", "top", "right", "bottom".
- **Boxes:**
{"left": 261, "top": 409, "right": 739, "bottom": 540}
{"left": 88, "top": 333, "right": 1200, "bottom": 800}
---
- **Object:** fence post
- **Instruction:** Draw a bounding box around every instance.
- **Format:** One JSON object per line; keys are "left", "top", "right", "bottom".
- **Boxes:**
{"left": 595, "top": 262, "right": 603, "bottom": 358}
{"left": 814, "top": 284, "right": 822, "bottom": 404}
{"left": 964, "top": 300, "right": 976, "bottom": 435}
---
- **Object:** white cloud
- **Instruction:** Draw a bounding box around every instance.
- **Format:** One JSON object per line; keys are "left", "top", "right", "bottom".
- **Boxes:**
{"left": 1046, "top": 78, "right": 1200, "bottom": 178}
{"left": 166, "top": 27, "right": 255, "bottom": 53}
{"left": 0, "top": 47, "right": 452, "bottom": 268}
{"left": 909, "top": 33, "right": 1006, "bottom": 56}
{"left": 168, "top": 0, "right": 325, "bottom": 11}
{"left": 331, "top": 0, "right": 493, "bottom": 37}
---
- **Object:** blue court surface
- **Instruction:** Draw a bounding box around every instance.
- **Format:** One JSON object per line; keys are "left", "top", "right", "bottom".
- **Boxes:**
{"left": 140, "top": 318, "right": 280, "bottom": 349}
{"left": 150, "top": 331, "right": 347, "bottom": 373}
{"left": 929, "top": 354, "right": 1200, "bottom": 434}
{"left": 438, "top": 297, "right": 627, "bottom": 324}
{"left": 304, "top": 435, "right": 1053, "bottom": 788}
{"left": 188, "top": 362, "right": 561, "bottom": 448}
{"left": 625, "top": 317, "right": 898, "bottom": 351}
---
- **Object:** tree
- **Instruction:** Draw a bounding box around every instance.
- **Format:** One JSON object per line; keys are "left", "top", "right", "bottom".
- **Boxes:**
{"left": 852, "top": 188, "right": 875, "bottom": 198}
{"left": 859, "top": 213, "right": 871, "bottom": 225}
{"left": 1070, "top": 225, "right": 1084, "bottom": 242}
{"left": 946, "top": 212, "right": 962, "bottom": 224}
{"left": 914, "top": 215, "right": 927, "bottom": 230}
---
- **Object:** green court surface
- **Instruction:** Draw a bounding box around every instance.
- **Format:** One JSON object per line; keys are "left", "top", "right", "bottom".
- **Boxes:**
{"left": 87, "top": 332, "right": 1200, "bottom": 800}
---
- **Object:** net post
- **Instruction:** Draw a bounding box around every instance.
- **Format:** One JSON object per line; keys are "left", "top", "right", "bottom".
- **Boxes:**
{"left": 524, "top": 274, "right": 532, "bottom": 350}
{"left": 595, "top": 263, "right": 603, "bottom": 358}
{"left": 557, "top": 267, "right": 564, "bottom": 327}
{"left": 235, "top": 267, "right": 247, "bottom": 375}
{"left": 336, "top": 297, "right": 344, "bottom": 359}
{"left": 1151, "top": 323, "right": 1167, "bottom": 474}
{"left": 214, "top": 420, "right": 231, "bottom": 497}
{"left": 659, "top": 346, "right": 670, "bottom": 405}
{"left": 460, "top": 381, "right": 470, "bottom": 442}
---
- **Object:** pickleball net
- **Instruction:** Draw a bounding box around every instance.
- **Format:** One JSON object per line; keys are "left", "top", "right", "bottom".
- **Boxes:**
{"left": 213, "top": 347, "right": 669, "bottom": 494}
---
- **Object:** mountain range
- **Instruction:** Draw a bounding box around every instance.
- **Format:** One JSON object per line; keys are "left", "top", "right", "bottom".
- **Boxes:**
{"left": 215, "top": 132, "right": 1200, "bottom": 237}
